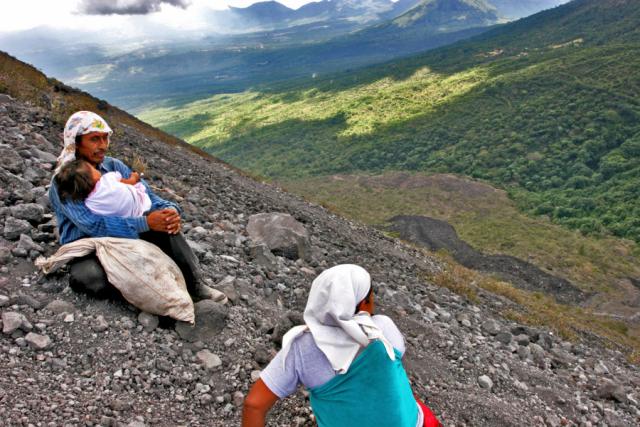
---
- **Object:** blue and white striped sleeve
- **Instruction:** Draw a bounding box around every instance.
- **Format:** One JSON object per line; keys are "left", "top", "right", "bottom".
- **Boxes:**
{"left": 59, "top": 198, "right": 149, "bottom": 239}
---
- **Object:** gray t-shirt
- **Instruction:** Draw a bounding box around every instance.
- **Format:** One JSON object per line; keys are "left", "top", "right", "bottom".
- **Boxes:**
{"left": 261, "top": 315, "right": 404, "bottom": 397}
{"left": 261, "top": 315, "right": 423, "bottom": 425}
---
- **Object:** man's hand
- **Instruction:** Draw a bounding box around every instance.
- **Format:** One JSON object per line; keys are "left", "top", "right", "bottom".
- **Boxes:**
{"left": 146, "top": 209, "right": 181, "bottom": 234}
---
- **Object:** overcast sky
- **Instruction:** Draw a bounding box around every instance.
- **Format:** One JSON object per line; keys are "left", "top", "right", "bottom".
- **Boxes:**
{"left": 0, "top": 0, "right": 320, "bottom": 33}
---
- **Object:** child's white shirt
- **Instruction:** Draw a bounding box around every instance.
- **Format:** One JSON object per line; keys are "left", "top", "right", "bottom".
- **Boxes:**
{"left": 85, "top": 171, "right": 152, "bottom": 218}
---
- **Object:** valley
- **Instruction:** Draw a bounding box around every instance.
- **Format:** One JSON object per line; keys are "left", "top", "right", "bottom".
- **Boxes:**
{"left": 137, "top": 0, "right": 640, "bottom": 356}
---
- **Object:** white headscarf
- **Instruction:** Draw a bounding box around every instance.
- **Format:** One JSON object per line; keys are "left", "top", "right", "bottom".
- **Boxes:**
{"left": 280, "top": 264, "right": 395, "bottom": 374}
{"left": 55, "top": 111, "right": 113, "bottom": 175}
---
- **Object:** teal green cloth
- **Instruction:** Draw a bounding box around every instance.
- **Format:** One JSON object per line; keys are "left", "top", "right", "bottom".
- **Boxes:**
{"left": 309, "top": 340, "right": 418, "bottom": 427}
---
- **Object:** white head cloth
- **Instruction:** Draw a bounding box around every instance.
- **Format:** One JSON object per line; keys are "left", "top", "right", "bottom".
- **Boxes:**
{"left": 280, "top": 264, "right": 395, "bottom": 374}
{"left": 55, "top": 111, "right": 113, "bottom": 174}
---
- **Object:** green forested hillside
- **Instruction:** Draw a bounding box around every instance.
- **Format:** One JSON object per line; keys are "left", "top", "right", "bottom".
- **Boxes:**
{"left": 140, "top": 0, "right": 640, "bottom": 242}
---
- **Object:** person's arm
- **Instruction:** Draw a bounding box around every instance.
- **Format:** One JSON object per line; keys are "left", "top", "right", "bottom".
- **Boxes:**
{"left": 58, "top": 194, "right": 149, "bottom": 239}
{"left": 49, "top": 180, "right": 148, "bottom": 240}
{"left": 120, "top": 171, "right": 140, "bottom": 185}
{"left": 242, "top": 379, "right": 279, "bottom": 427}
{"left": 111, "top": 158, "right": 181, "bottom": 213}
{"left": 50, "top": 180, "right": 180, "bottom": 239}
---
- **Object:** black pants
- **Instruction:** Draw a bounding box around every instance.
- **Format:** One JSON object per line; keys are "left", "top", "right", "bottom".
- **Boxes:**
{"left": 69, "top": 231, "right": 201, "bottom": 298}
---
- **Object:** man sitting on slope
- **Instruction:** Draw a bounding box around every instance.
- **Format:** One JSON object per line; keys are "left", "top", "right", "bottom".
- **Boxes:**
{"left": 48, "top": 110, "right": 217, "bottom": 301}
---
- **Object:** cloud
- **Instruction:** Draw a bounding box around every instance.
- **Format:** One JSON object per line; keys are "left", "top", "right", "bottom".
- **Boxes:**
{"left": 78, "top": 0, "right": 191, "bottom": 15}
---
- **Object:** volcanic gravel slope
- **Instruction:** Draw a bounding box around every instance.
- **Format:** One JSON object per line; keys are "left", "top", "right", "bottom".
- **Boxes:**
{"left": 0, "top": 94, "right": 640, "bottom": 426}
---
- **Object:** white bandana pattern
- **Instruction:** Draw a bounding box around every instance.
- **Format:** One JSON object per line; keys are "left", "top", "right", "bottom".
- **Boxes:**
{"left": 55, "top": 111, "right": 113, "bottom": 174}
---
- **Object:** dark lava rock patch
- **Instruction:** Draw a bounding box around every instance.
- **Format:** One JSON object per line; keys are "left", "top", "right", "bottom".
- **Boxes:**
{"left": 389, "top": 215, "right": 588, "bottom": 305}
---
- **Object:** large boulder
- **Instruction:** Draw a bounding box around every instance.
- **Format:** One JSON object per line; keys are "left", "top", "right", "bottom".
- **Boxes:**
{"left": 175, "top": 300, "right": 228, "bottom": 343}
{"left": 246, "top": 213, "right": 311, "bottom": 261}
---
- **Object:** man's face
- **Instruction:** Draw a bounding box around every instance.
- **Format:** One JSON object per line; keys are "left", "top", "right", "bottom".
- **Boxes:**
{"left": 76, "top": 132, "right": 109, "bottom": 166}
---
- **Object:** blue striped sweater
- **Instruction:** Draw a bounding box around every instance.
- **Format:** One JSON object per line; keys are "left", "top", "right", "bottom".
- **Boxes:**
{"left": 49, "top": 157, "right": 180, "bottom": 244}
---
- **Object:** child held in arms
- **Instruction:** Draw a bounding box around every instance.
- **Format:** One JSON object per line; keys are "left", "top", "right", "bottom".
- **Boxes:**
{"left": 55, "top": 159, "right": 151, "bottom": 218}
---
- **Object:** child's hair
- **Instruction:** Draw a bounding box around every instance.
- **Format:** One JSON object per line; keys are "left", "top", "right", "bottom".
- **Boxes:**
{"left": 55, "top": 159, "right": 95, "bottom": 201}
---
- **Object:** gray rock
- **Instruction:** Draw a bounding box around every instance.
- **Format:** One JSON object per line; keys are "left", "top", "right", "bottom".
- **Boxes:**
{"left": 100, "top": 416, "right": 117, "bottom": 427}
{"left": 217, "top": 276, "right": 239, "bottom": 304}
{"left": 550, "top": 348, "right": 575, "bottom": 369}
{"left": 536, "top": 332, "right": 554, "bottom": 350}
{"left": 456, "top": 313, "right": 472, "bottom": 328}
{"left": 232, "top": 391, "right": 244, "bottom": 407}
{"left": 2, "top": 312, "right": 32, "bottom": 334}
{"left": 175, "top": 300, "right": 228, "bottom": 342}
{"left": 495, "top": 332, "right": 513, "bottom": 345}
{"left": 186, "top": 238, "right": 208, "bottom": 259}
{"left": 478, "top": 375, "right": 493, "bottom": 390}
{"left": 187, "top": 226, "right": 208, "bottom": 241}
{"left": 254, "top": 346, "right": 272, "bottom": 365}
{"left": 92, "top": 315, "right": 109, "bottom": 332}
{"left": 109, "top": 399, "right": 132, "bottom": 411}
{"left": 545, "top": 414, "right": 561, "bottom": 427}
{"left": 0, "top": 145, "right": 25, "bottom": 174}
{"left": 3, "top": 217, "right": 31, "bottom": 240}
{"left": 37, "top": 219, "right": 57, "bottom": 234}
{"left": 511, "top": 326, "right": 537, "bottom": 339}
{"left": 597, "top": 381, "right": 627, "bottom": 403}
{"left": 138, "top": 312, "right": 159, "bottom": 332}
{"left": 481, "top": 319, "right": 501, "bottom": 335}
{"left": 25, "top": 332, "right": 52, "bottom": 350}
{"left": 30, "top": 148, "right": 57, "bottom": 164}
{"left": 270, "top": 314, "right": 294, "bottom": 346}
{"left": 45, "top": 300, "right": 75, "bottom": 315}
{"left": 517, "top": 345, "right": 531, "bottom": 360}
{"left": 32, "top": 133, "right": 55, "bottom": 151}
{"left": 249, "top": 243, "right": 278, "bottom": 270}
{"left": 247, "top": 213, "right": 311, "bottom": 260}
{"left": 0, "top": 294, "right": 10, "bottom": 307}
{"left": 11, "top": 247, "right": 28, "bottom": 258}
{"left": 514, "top": 334, "right": 530, "bottom": 346}
{"left": 16, "top": 234, "right": 44, "bottom": 253}
{"left": 196, "top": 349, "right": 222, "bottom": 370}
{"left": 529, "top": 343, "right": 546, "bottom": 367}
{"left": 10, "top": 203, "right": 45, "bottom": 223}
{"left": 594, "top": 361, "right": 610, "bottom": 375}
{"left": 11, "top": 294, "right": 43, "bottom": 310}
{"left": 437, "top": 309, "right": 452, "bottom": 322}
{"left": 0, "top": 247, "right": 12, "bottom": 265}
{"left": 23, "top": 167, "right": 48, "bottom": 184}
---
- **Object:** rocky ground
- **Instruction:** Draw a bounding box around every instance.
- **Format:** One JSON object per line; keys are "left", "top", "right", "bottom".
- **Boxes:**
{"left": 1, "top": 94, "right": 640, "bottom": 427}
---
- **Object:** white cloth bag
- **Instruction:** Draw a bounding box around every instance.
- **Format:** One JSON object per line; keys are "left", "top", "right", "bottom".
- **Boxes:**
{"left": 36, "top": 237, "right": 194, "bottom": 323}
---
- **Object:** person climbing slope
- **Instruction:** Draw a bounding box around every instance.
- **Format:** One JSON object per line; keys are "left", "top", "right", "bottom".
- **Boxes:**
{"left": 242, "top": 264, "right": 440, "bottom": 427}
